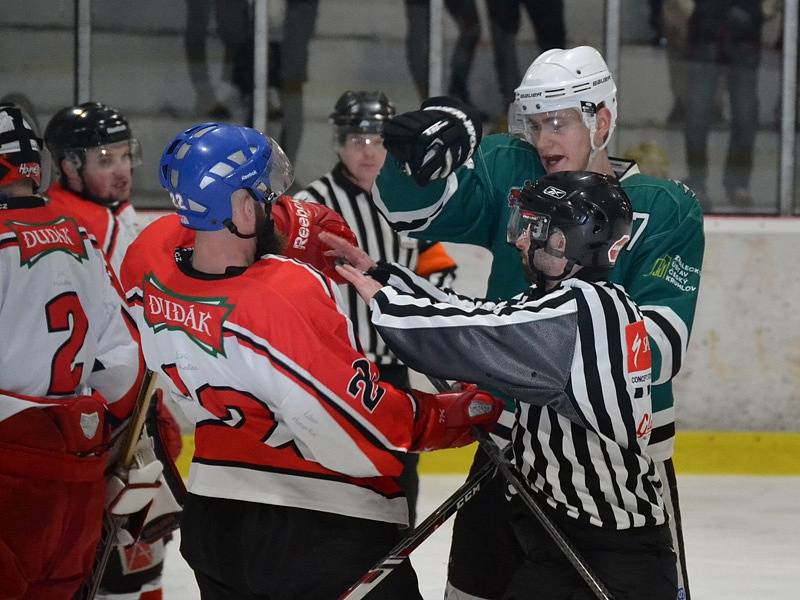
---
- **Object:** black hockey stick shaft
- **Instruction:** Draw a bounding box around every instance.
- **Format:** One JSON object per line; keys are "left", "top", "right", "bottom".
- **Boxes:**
{"left": 426, "top": 376, "right": 615, "bottom": 600}
{"left": 338, "top": 452, "right": 500, "bottom": 600}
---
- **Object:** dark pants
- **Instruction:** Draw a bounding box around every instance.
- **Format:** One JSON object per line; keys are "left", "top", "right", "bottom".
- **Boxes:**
{"left": 448, "top": 449, "right": 678, "bottom": 599}
{"left": 487, "top": 0, "right": 567, "bottom": 105}
{"left": 684, "top": 41, "right": 760, "bottom": 202}
{"left": 184, "top": 0, "right": 252, "bottom": 101}
{"left": 378, "top": 363, "right": 420, "bottom": 527}
{"left": 404, "top": 0, "right": 481, "bottom": 101}
{"left": 180, "top": 494, "right": 422, "bottom": 600}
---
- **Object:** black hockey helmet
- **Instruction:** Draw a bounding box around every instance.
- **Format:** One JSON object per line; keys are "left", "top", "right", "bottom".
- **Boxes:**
{"left": 0, "top": 103, "right": 43, "bottom": 190}
{"left": 507, "top": 171, "right": 632, "bottom": 271}
{"left": 44, "top": 101, "right": 141, "bottom": 168}
{"left": 330, "top": 90, "right": 395, "bottom": 143}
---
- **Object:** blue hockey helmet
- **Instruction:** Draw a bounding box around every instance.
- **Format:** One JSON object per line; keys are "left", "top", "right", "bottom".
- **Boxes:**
{"left": 159, "top": 123, "right": 293, "bottom": 231}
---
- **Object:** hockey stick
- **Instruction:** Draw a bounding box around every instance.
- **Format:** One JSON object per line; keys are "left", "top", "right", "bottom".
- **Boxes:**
{"left": 426, "top": 377, "right": 615, "bottom": 600}
{"left": 338, "top": 450, "right": 502, "bottom": 600}
{"left": 75, "top": 369, "right": 160, "bottom": 600}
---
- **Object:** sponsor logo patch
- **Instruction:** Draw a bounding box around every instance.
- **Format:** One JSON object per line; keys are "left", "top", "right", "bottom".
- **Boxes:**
{"left": 625, "top": 320, "right": 651, "bottom": 386}
{"left": 143, "top": 274, "right": 233, "bottom": 357}
{"left": 648, "top": 254, "right": 700, "bottom": 292}
{"left": 5, "top": 217, "right": 88, "bottom": 267}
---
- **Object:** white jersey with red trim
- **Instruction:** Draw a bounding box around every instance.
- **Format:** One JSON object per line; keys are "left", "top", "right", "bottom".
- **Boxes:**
{"left": 0, "top": 195, "right": 141, "bottom": 422}
{"left": 120, "top": 215, "right": 423, "bottom": 525}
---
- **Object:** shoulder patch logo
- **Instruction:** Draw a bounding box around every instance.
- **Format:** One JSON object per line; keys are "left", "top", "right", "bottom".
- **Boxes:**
{"left": 5, "top": 217, "right": 88, "bottom": 267}
{"left": 143, "top": 274, "right": 234, "bottom": 357}
{"left": 625, "top": 320, "right": 651, "bottom": 386}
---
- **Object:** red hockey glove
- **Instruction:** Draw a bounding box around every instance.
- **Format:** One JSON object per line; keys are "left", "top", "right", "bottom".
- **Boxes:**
{"left": 272, "top": 195, "right": 358, "bottom": 283}
{"left": 410, "top": 384, "right": 503, "bottom": 452}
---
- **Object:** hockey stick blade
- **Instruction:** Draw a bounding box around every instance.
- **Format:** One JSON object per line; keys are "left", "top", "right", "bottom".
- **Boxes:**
{"left": 426, "top": 376, "right": 615, "bottom": 600}
{"left": 338, "top": 455, "right": 499, "bottom": 600}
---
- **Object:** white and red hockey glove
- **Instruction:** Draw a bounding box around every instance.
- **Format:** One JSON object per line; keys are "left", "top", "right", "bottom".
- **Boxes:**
{"left": 410, "top": 384, "right": 503, "bottom": 452}
{"left": 272, "top": 195, "right": 358, "bottom": 283}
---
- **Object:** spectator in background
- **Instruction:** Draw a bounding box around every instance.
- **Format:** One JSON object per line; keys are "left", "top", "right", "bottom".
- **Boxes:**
{"left": 487, "top": 0, "right": 566, "bottom": 114}
{"left": 277, "top": 0, "right": 319, "bottom": 165}
{"left": 184, "top": 0, "right": 253, "bottom": 119}
{"left": 684, "top": 0, "right": 763, "bottom": 210}
{"left": 294, "top": 90, "right": 458, "bottom": 526}
{"left": 404, "top": 0, "right": 482, "bottom": 110}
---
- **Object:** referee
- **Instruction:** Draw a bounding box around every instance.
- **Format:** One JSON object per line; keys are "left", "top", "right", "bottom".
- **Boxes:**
{"left": 327, "top": 171, "right": 678, "bottom": 599}
{"left": 294, "top": 90, "right": 457, "bottom": 526}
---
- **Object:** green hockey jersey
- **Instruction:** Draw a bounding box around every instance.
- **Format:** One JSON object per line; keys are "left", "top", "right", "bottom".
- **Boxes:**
{"left": 374, "top": 133, "right": 705, "bottom": 461}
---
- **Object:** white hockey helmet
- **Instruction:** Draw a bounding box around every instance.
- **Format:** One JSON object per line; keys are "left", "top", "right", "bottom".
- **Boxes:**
{"left": 512, "top": 46, "right": 617, "bottom": 152}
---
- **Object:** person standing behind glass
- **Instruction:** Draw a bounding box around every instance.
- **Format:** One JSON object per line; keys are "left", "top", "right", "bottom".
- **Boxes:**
{"left": 684, "top": 0, "right": 764, "bottom": 211}
{"left": 487, "top": 0, "right": 567, "bottom": 115}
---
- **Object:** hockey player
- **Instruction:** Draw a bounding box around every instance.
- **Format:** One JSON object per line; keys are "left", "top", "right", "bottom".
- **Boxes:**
{"left": 44, "top": 102, "right": 141, "bottom": 275}
{"left": 0, "top": 104, "right": 149, "bottom": 599}
{"left": 119, "top": 122, "right": 503, "bottom": 599}
{"left": 41, "top": 100, "right": 182, "bottom": 600}
{"left": 326, "top": 171, "right": 678, "bottom": 599}
{"left": 294, "top": 89, "right": 458, "bottom": 526}
{"left": 376, "top": 46, "right": 704, "bottom": 599}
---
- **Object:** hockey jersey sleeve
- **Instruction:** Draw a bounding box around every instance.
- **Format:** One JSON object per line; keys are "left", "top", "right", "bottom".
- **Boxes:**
{"left": 368, "top": 263, "right": 577, "bottom": 404}
{"left": 373, "top": 134, "right": 546, "bottom": 248}
{"left": 615, "top": 181, "right": 704, "bottom": 385}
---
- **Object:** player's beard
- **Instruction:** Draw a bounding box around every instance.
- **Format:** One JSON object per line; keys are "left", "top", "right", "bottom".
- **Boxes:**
{"left": 254, "top": 208, "right": 285, "bottom": 259}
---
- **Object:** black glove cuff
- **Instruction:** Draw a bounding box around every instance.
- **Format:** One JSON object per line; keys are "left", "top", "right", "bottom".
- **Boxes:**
{"left": 365, "top": 260, "right": 392, "bottom": 285}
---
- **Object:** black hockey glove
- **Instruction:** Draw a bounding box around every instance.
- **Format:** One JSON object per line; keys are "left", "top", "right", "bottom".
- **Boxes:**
{"left": 382, "top": 96, "right": 482, "bottom": 186}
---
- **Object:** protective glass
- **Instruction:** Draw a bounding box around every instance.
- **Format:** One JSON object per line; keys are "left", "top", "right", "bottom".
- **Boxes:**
{"left": 336, "top": 132, "right": 384, "bottom": 151}
{"left": 68, "top": 138, "right": 143, "bottom": 170}
{"left": 259, "top": 135, "right": 294, "bottom": 204}
{"left": 521, "top": 109, "right": 585, "bottom": 147}
{"left": 507, "top": 199, "right": 551, "bottom": 245}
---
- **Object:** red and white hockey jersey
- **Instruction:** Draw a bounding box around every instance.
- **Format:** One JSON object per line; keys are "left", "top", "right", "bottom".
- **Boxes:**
{"left": 46, "top": 181, "right": 139, "bottom": 275}
{"left": 120, "top": 216, "right": 423, "bottom": 525}
{"left": 0, "top": 195, "right": 141, "bottom": 422}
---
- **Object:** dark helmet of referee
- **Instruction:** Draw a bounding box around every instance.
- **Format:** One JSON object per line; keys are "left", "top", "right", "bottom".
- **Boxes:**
{"left": 507, "top": 171, "right": 632, "bottom": 286}
{"left": 330, "top": 90, "right": 395, "bottom": 147}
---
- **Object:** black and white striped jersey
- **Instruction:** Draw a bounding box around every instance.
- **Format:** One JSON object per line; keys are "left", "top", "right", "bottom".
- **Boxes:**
{"left": 369, "top": 263, "right": 666, "bottom": 529}
{"left": 295, "top": 163, "right": 456, "bottom": 365}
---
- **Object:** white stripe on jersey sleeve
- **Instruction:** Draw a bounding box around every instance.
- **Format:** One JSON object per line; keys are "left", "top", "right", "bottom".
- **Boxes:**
{"left": 640, "top": 304, "right": 689, "bottom": 385}
{"left": 371, "top": 172, "right": 459, "bottom": 232}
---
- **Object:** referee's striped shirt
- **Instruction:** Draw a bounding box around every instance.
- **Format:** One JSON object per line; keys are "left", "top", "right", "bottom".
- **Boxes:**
{"left": 369, "top": 262, "right": 666, "bottom": 529}
{"left": 295, "top": 163, "right": 455, "bottom": 365}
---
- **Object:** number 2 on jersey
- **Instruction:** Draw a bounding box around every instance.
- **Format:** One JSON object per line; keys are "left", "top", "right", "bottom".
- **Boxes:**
{"left": 45, "top": 292, "right": 89, "bottom": 395}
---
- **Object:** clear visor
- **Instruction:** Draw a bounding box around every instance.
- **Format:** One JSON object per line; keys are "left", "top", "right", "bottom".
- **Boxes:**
{"left": 520, "top": 109, "right": 585, "bottom": 148}
{"left": 253, "top": 135, "right": 294, "bottom": 204}
{"left": 507, "top": 200, "right": 551, "bottom": 245}
{"left": 66, "top": 138, "right": 143, "bottom": 170}
{"left": 334, "top": 131, "right": 384, "bottom": 152}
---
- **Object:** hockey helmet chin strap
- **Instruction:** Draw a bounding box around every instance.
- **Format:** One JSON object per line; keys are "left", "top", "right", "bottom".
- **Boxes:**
{"left": 527, "top": 238, "right": 576, "bottom": 295}
{"left": 582, "top": 101, "right": 615, "bottom": 170}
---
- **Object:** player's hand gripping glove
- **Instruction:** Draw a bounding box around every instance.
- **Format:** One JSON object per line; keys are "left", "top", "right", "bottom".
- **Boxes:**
{"left": 409, "top": 384, "right": 503, "bottom": 452}
{"left": 382, "top": 96, "right": 483, "bottom": 186}
{"left": 272, "top": 195, "right": 358, "bottom": 283}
